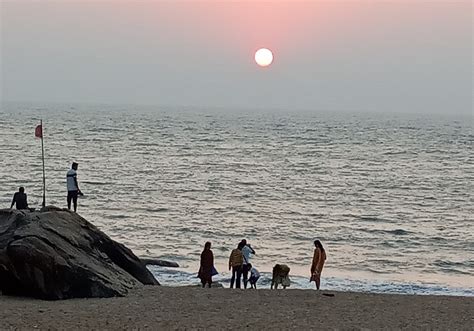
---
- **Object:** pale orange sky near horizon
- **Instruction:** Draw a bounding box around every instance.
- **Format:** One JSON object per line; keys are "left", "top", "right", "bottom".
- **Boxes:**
{"left": 1, "top": 1, "right": 472, "bottom": 113}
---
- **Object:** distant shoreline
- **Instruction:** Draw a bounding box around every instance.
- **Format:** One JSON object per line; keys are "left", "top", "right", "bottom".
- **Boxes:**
{"left": 1, "top": 286, "right": 473, "bottom": 329}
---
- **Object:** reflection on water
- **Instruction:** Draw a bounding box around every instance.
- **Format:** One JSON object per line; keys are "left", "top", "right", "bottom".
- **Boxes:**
{"left": 1, "top": 103, "right": 473, "bottom": 295}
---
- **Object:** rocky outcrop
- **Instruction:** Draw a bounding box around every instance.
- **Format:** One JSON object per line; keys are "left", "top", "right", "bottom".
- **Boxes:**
{"left": 0, "top": 208, "right": 159, "bottom": 300}
{"left": 140, "top": 257, "right": 179, "bottom": 268}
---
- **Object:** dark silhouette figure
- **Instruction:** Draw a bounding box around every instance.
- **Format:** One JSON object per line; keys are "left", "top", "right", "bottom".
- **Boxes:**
{"left": 198, "top": 241, "right": 214, "bottom": 288}
{"left": 229, "top": 242, "right": 244, "bottom": 288}
{"left": 271, "top": 264, "right": 291, "bottom": 289}
{"left": 310, "top": 240, "right": 327, "bottom": 290}
{"left": 11, "top": 187, "right": 28, "bottom": 210}
{"left": 66, "top": 162, "right": 82, "bottom": 212}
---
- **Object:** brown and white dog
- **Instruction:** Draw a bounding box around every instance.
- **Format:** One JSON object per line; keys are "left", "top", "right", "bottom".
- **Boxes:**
{"left": 270, "top": 264, "right": 291, "bottom": 289}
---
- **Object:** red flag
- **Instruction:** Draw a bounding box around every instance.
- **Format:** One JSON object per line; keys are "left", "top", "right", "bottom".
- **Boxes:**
{"left": 35, "top": 124, "right": 43, "bottom": 138}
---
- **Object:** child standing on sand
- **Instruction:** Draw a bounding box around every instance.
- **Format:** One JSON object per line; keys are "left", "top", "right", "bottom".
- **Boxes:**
{"left": 310, "top": 240, "right": 327, "bottom": 290}
{"left": 247, "top": 263, "right": 260, "bottom": 289}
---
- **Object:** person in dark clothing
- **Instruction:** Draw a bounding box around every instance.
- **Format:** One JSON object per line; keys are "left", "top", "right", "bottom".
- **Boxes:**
{"left": 228, "top": 241, "right": 245, "bottom": 289}
{"left": 198, "top": 241, "right": 214, "bottom": 288}
{"left": 11, "top": 187, "right": 28, "bottom": 210}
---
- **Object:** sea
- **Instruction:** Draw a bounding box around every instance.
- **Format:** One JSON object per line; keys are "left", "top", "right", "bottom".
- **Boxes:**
{"left": 1, "top": 103, "right": 473, "bottom": 296}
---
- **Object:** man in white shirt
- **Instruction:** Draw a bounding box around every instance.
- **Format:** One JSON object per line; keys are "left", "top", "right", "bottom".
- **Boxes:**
{"left": 66, "top": 162, "right": 82, "bottom": 212}
{"left": 240, "top": 239, "right": 256, "bottom": 289}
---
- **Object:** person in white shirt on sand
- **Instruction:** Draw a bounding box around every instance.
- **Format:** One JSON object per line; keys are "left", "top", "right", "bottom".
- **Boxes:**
{"left": 240, "top": 239, "right": 256, "bottom": 289}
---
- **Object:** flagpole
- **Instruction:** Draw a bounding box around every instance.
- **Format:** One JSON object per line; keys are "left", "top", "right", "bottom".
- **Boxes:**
{"left": 40, "top": 119, "right": 46, "bottom": 208}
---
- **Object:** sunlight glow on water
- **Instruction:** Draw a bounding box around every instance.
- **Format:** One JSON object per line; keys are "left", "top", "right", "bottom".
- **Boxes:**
{"left": 1, "top": 103, "right": 473, "bottom": 295}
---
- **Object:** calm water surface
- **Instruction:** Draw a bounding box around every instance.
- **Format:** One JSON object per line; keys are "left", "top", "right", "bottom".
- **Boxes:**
{"left": 1, "top": 103, "right": 472, "bottom": 295}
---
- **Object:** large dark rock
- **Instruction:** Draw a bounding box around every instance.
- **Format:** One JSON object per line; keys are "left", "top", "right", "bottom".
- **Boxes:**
{"left": 140, "top": 257, "right": 179, "bottom": 268}
{"left": 0, "top": 207, "right": 159, "bottom": 300}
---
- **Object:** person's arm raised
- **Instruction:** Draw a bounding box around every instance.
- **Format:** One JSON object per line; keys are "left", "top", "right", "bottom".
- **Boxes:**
{"left": 249, "top": 245, "right": 256, "bottom": 255}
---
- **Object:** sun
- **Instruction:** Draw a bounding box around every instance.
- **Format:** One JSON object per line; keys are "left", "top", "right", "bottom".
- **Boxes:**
{"left": 255, "top": 48, "right": 273, "bottom": 67}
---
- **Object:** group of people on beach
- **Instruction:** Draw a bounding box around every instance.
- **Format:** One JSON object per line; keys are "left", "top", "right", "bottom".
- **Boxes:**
{"left": 10, "top": 162, "right": 83, "bottom": 212}
{"left": 198, "top": 239, "right": 326, "bottom": 290}
{"left": 228, "top": 239, "right": 258, "bottom": 289}
{"left": 198, "top": 239, "right": 260, "bottom": 289}
{"left": 10, "top": 162, "right": 327, "bottom": 290}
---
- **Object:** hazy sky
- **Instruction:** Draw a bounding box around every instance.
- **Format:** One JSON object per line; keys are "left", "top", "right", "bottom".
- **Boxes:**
{"left": 1, "top": 1, "right": 472, "bottom": 114}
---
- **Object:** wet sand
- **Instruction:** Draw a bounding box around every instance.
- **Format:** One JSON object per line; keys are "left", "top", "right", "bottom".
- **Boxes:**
{"left": 1, "top": 286, "right": 473, "bottom": 330}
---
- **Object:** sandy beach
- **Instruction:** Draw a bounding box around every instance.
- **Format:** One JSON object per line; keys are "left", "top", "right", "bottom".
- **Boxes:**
{"left": 1, "top": 286, "right": 472, "bottom": 330}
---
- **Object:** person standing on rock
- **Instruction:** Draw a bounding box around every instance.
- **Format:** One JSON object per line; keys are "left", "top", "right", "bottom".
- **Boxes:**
{"left": 66, "top": 162, "right": 82, "bottom": 212}
{"left": 10, "top": 187, "right": 29, "bottom": 210}
{"left": 198, "top": 241, "right": 214, "bottom": 288}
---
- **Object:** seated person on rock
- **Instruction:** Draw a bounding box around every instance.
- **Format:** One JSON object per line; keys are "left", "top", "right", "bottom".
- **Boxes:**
{"left": 11, "top": 187, "right": 28, "bottom": 210}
